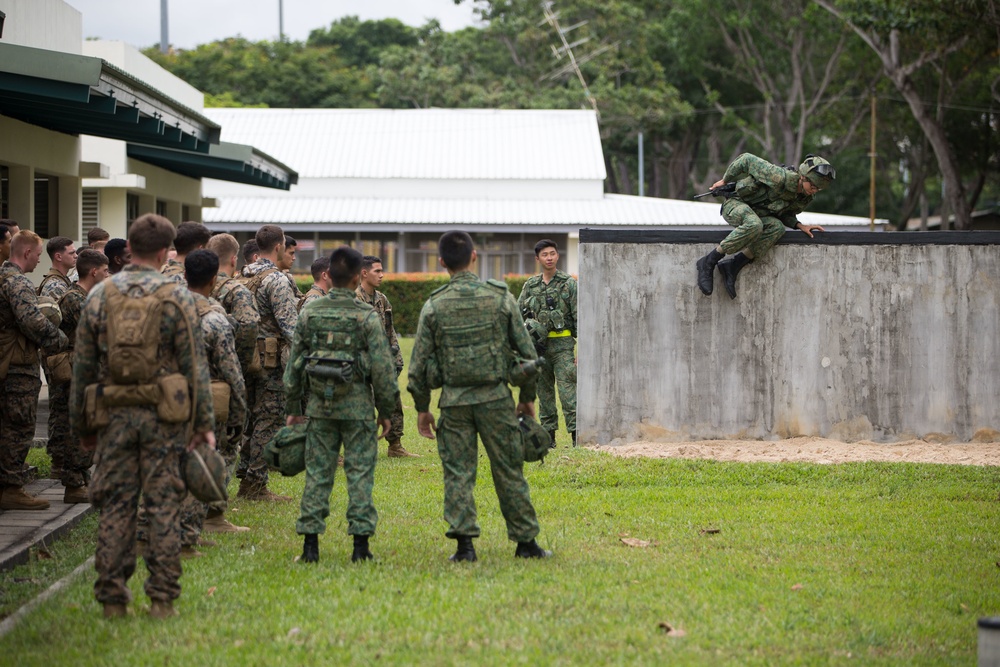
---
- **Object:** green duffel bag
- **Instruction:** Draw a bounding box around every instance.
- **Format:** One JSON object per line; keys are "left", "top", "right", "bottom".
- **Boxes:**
{"left": 264, "top": 422, "right": 307, "bottom": 477}
{"left": 518, "top": 413, "right": 552, "bottom": 463}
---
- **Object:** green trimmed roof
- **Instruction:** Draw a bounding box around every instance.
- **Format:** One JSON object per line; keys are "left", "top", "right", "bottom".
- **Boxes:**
{"left": 0, "top": 42, "right": 219, "bottom": 152}
{"left": 127, "top": 142, "right": 298, "bottom": 191}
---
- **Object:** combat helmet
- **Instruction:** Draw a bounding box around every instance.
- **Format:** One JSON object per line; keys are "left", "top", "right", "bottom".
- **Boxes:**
{"left": 37, "top": 295, "right": 62, "bottom": 328}
{"left": 182, "top": 441, "right": 229, "bottom": 503}
{"left": 798, "top": 154, "right": 836, "bottom": 189}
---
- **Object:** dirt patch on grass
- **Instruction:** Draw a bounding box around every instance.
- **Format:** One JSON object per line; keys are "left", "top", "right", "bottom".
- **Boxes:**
{"left": 590, "top": 436, "right": 1000, "bottom": 466}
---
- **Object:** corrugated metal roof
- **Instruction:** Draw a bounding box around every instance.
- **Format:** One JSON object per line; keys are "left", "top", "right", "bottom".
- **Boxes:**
{"left": 203, "top": 193, "right": 880, "bottom": 229}
{"left": 203, "top": 108, "right": 606, "bottom": 181}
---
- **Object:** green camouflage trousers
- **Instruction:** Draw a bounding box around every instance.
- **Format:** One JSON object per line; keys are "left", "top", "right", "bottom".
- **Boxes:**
{"left": 0, "top": 373, "right": 41, "bottom": 487}
{"left": 90, "top": 408, "right": 186, "bottom": 605}
{"left": 387, "top": 391, "right": 405, "bottom": 444}
{"left": 297, "top": 418, "right": 378, "bottom": 536}
{"left": 47, "top": 380, "right": 93, "bottom": 488}
{"left": 239, "top": 368, "right": 284, "bottom": 486}
{"left": 719, "top": 199, "right": 787, "bottom": 259}
{"left": 437, "top": 396, "right": 540, "bottom": 543}
{"left": 537, "top": 337, "right": 577, "bottom": 433}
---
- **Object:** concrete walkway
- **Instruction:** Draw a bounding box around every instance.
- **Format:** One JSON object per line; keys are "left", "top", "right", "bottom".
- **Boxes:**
{"left": 0, "top": 385, "right": 95, "bottom": 572}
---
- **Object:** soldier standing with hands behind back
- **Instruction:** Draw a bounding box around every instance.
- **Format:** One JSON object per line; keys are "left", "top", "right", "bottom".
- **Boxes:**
{"left": 285, "top": 247, "right": 398, "bottom": 564}
{"left": 409, "top": 231, "right": 550, "bottom": 563}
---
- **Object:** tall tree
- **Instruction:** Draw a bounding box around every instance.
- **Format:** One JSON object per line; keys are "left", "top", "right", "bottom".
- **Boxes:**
{"left": 814, "top": 0, "right": 999, "bottom": 229}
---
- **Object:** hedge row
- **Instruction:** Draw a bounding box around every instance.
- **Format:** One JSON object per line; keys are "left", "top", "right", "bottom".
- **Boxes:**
{"left": 293, "top": 274, "right": 532, "bottom": 335}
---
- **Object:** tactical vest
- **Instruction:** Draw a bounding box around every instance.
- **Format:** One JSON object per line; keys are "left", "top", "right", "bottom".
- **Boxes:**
{"left": 523, "top": 275, "right": 572, "bottom": 335}
{"left": 44, "top": 289, "right": 79, "bottom": 384}
{"left": 733, "top": 169, "right": 802, "bottom": 216}
{"left": 304, "top": 303, "right": 369, "bottom": 401}
{"left": 432, "top": 280, "right": 507, "bottom": 387}
{"left": 195, "top": 297, "right": 233, "bottom": 424}
{"left": 212, "top": 274, "right": 262, "bottom": 374}
{"left": 243, "top": 267, "right": 281, "bottom": 369}
{"left": 36, "top": 269, "right": 71, "bottom": 297}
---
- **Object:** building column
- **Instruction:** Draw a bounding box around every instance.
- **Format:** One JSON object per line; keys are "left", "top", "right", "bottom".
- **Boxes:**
{"left": 7, "top": 165, "right": 34, "bottom": 229}
{"left": 396, "top": 232, "right": 406, "bottom": 272}
{"left": 164, "top": 200, "right": 183, "bottom": 225}
{"left": 58, "top": 175, "right": 82, "bottom": 241}
{"left": 136, "top": 194, "right": 156, "bottom": 220}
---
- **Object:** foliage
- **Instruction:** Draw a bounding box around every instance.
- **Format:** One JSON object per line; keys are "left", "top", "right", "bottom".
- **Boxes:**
{"left": 4, "top": 359, "right": 999, "bottom": 665}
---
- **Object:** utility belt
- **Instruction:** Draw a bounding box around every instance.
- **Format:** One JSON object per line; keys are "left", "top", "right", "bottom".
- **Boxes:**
{"left": 547, "top": 329, "right": 573, "bottom": 339}
{"left": 256, "top": 337, "right": 287, "bottom": 370}
{"left": 210, "top": 380, "right": 231, "bottom": 424}
{"left": 83, "top": 373, "right": 190, "bottom": 432}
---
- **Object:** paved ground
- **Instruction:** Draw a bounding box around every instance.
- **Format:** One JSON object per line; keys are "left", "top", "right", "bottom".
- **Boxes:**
{"left": 1, "top": 386, "right": 95, "bottom": 572}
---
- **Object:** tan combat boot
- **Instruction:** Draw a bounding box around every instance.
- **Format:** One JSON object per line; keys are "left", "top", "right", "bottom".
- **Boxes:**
{"left": 63, "top": 485, "right": 89, "bottom": 504}
{"left": 237, "top": 479, "right": 292, "bottom": 502}
{"left": 202, "top": 510, "right": 250, "bottom": 533}
{"left": 102, "top": 603, "right": 127, "bottom": 619}
{"left": 0, "top": 486, "right": 51, "bottom": 510}
{"left": 387, "top": 442, "right": 420, "bottom": 458}
{"left": 149, "top": 601, "right": 177, "bottom": 619}
{"left": 180, "top": 545, "right": 203, "bottom": 559}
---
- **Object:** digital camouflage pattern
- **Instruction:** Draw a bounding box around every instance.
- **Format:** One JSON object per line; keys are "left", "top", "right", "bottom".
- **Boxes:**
{"left": 0, "top": 261, "right": 67, "bottom": 486}
{"left": 356, "top": 285, "right": 405, "bottom": 442}
{"left": 299, "top": 284, "right": 326, "bottom": 311}
{"left": 408, "top": 271, "right": 540, "bottom": 542}
{"left": 160, "top": 258, "right": 187, "bottom": 285}
{"left": 179, "top": 293, "right": 249, "bottom": 546}
{"left": 50, "top": 284, "right": 92, "bottom": 488}
{"left": 238, "top": 259, "right": 298, "bottom": 487}
{"left": 286, "top": 287, "right": 399, "bottom": 536}
{"left": 518, "top": 271, "right": 578, "bottom": 434}
{"left": 36, "top": 268, "right": 73, "bottom": 301}
{"left": 69, "top": 264, "right": 213, "bottom": 606}
{"left": 718, "top": 153, "right": 814, "bottom": 258}
{"left": 211, "top": 272, "right": 260, "bottom": 376}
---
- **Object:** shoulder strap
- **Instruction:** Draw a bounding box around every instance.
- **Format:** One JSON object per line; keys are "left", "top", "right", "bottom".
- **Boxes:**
{"left": 486, "top": 278, "right": 508, "bottom": 292}
{"left": 211, "top": 275, "right": 235, "bottom": 301}
{"left": 245, "top": 268, "right": 278, "bottom": 296}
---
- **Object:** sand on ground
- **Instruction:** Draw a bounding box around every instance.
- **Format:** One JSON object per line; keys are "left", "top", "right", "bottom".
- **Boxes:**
{"left": 590, "top": 436, "right": 1000, "bottom": 466}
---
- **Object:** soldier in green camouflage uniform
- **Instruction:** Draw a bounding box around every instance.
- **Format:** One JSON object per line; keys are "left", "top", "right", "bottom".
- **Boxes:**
{"left": 518, "top": 240, "right": 578, "bottom": 446}
{"left": 178, "top": 250, "right": 249, "bottom": 547}
{"left": 285, "top": 247, "right": 398, "bottom": 564}
{"left": 0, "top": 231, "right": 68, "bottom": 510}
{"left": 357, "top": 255, "right": 420, "bottom": 458}
{"left": 36, "top": 236, "right": 78, "bottom": 478}
{"left": 238, "top": 225, "right": 298, "bottom": 501}
{"left": 696, "top": 153, "right": 835, "bottom": 299}
{"left": 409, "top": 231, "right": 551, "bottom": 562}
{"left": 69, "top": 214, "right": 215, "bottom": 619}
{"left": 49, "top": 249, "right": 109, "bottom": 503}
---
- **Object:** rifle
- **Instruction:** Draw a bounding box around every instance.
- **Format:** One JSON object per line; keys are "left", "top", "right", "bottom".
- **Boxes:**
{"left": 694, "top": 182, "right": 736, "bottom": 200}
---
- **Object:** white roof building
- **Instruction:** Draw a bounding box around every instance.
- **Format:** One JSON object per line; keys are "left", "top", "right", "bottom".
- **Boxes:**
{"left": 203, "top": 108, "right": 882, "bottom": 276}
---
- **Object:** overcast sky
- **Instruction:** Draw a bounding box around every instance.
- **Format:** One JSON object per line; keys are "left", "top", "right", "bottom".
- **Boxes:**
{"left": 64, "top": 0, "right": 481, "bottom": 51}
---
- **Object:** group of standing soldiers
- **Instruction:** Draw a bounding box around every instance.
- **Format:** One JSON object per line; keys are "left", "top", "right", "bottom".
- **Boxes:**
{"left": 0, "top": 215, "right": 578, "bottom": 619}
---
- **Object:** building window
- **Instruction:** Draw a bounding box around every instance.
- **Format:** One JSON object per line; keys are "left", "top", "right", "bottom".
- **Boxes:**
{"left": 34, "top": 174, "right": 57, "bottom": 238}
{"left": 82, "top": 190, "right": 100, "bottom": 241}
{"left": 182, "top": 205, "right": 191, "bottom": 222}
{"left": 156, "top": 200, "right": 167, "bottom": 217}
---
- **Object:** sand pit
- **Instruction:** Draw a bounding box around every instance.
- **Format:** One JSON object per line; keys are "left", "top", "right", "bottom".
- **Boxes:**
{"left": 590, "top": 436, "right": 1000, "bottom": 466}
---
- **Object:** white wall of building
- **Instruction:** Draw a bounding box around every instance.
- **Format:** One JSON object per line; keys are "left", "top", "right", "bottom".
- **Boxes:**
{"left": 2, "top": 0, "right": 82, "bottom": 53}
{"left": 82, "top": 41, "right": 205, "bottom": 111}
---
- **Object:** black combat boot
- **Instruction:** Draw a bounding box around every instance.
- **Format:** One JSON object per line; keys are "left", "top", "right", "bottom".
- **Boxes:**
{"left": 547, "top": 430, "right": 557, "bottom": 449}
{"left": 301, "top": 534, "right": 319, "bottom": 564}
{"left": 514, "top": 539, "right": 553, "bottom": 559}
{"left": 571, "top": 430, "right": 577, "bottom": 447}
{"left": 695, "top": 248, "right": 725, "bottom": 295}
{"left": 717, "top": 252, "right": 753, "bottom": 299}
{"left": 351, "top": 534, "right": 374, "bottom": 562}
{"left": 449, "top": 536, "right": 477, "bottom": 563}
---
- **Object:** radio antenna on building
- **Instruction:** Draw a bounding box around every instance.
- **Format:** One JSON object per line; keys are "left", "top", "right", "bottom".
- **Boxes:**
{"left": 539, "top": 2, "right": 615, "bottom": 120}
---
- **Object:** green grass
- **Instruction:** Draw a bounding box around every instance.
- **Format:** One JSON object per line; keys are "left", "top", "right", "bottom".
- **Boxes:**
{"left": 3, "top": 337, "right": 1000, "bottom": 665}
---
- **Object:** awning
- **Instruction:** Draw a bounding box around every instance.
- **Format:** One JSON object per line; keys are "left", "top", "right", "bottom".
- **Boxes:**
{"left": 0, "top": 42, "right": 219, "bottom": 152}
{"left": 127, "top": 142, "right": 298, "bottom": 191}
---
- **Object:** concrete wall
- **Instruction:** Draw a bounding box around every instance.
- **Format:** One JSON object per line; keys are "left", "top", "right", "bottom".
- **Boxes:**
{"left": 578, "top": 230, "right": 1000, "bottom": 445}
{"left": 2, "top": 0, "right": 82, "bottom": 53}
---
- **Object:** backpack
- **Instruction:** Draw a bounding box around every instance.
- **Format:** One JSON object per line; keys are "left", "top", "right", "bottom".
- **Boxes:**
{"left": 103, "top": 280, "right": 175, "bottom": 385}
{"left": 432, "top": 280, "right": 507, "bottom": 387}
{"left": 304, "top": 304, "right": 368, "bottom": 401}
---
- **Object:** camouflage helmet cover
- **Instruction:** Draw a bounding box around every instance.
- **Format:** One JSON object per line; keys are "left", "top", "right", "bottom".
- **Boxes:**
{"left": 798, "top": 154, "right": 836, "bottom": 189}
